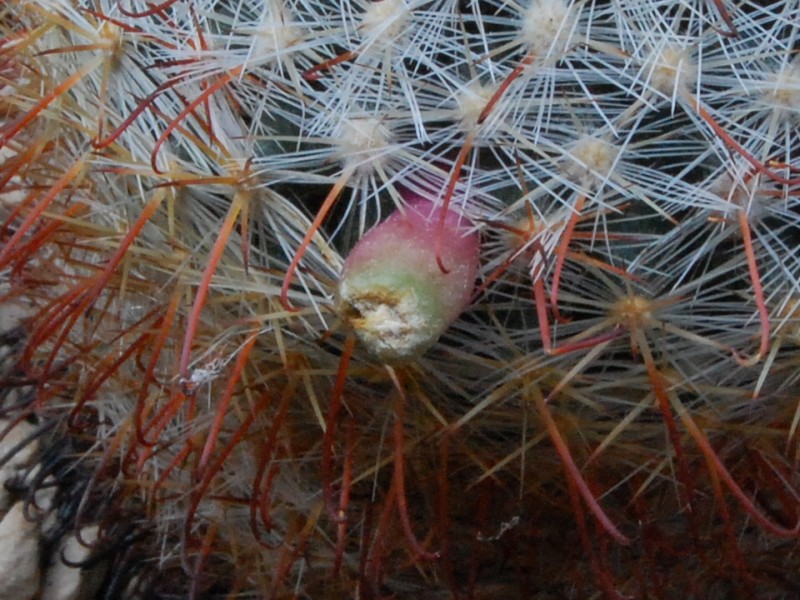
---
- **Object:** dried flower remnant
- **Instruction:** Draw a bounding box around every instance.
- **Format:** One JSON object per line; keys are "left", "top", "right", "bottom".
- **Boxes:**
{"left": 337, "top": 195, "right": 479, "bottom": 362}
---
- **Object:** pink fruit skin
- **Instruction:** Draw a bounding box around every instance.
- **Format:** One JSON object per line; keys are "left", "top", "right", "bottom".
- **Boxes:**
{"left": 338, "top": 194, "right": 480, "bottom": 361}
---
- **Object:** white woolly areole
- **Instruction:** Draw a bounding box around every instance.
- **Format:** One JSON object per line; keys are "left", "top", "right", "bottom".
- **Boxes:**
{"left": 335, "top": 116, "right": 393, "bottom": 174}
{"left": 564, "top": 135, "right": 618, "bottom": 187}
{"left": 456, "top": 82, "right": 497, "bottom": 132}
{"left": 708, "top": 170, "right": 771, "bottom": 225}
{"left": 338, "top": 281, "right": 431, "bottom": 362}
{"left": 519, "top": 0, "right": 576, "bottom": 56}
{"left": 647, "top": 45, "right": 695, "bottom": 96}
{"left": 251, "top": 14, "right": 300, "bottom": 61}
{"left": 761, "top": 56, "right": 800, "bottom": 121}
{"left": 360, "top": 0, "right": 410, "bottom": 45}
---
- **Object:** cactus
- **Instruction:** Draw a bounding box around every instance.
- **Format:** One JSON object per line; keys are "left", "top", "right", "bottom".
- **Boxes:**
{"left": 1, "top": 0, "right": 799, "bottom": 598}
